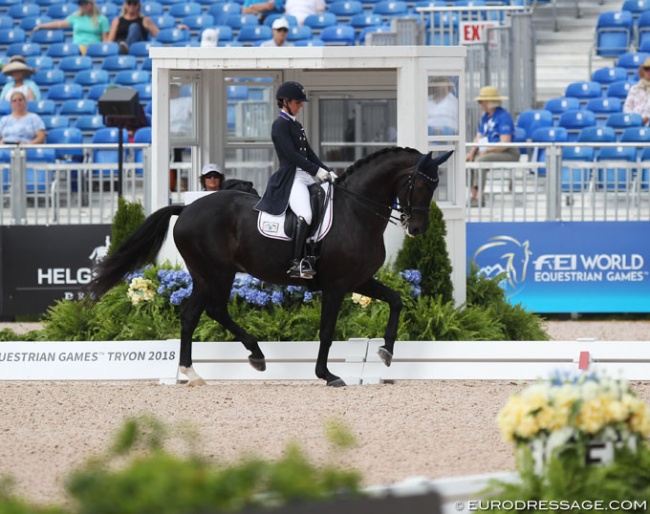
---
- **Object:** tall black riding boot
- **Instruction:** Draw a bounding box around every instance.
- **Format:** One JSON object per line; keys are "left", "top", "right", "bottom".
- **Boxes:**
{"left": 287, "top": 216, "right": 315, "bottom": 279}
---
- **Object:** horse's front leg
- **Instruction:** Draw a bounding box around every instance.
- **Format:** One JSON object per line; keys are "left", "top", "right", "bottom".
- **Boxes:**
{"left": 354, "top": 278, "right": 403, "bottom": 367}
{"left": 179, "top": 291, "right": 208, "bottom": 386}
{"left": 317, "top": 291, "right": 346, "bottom": 387}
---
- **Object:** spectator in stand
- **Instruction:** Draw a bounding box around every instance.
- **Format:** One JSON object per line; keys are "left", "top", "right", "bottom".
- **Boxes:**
{"left": 33, "top": 0, "right": 110, "bottom": 56}
{"left": 199, "top": 163, "right": 224, "bottom": 191}
{"left": 466, "top": 85, "right": 519, "bottom": 207}
{"left": 260, "top": 18, "right": 291, "bottom": 47}
{"left": 242, "top": 0, "right": 285, "bottom": 22}
{"left": 107, "top": 0, "right": 160, "bottom": 55}
{"left": 623, "top": 56, "right": 650, "bottom": 126}
{"left": 283, "top": 0, "right": 324, "bottom": 26}
{"left": 0, "top": 91, "right": 46, "bottom": 145}
{"left": 0, "top": 56, "right": 41, "bottom": 102}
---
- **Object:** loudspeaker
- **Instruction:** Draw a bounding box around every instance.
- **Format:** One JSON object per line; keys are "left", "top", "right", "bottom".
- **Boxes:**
{"left": 98, "top": 87, "right": 139, "bottom": 118}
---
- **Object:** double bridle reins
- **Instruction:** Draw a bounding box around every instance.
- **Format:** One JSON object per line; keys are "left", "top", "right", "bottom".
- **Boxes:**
{"left": 335, "top": 165, "right": 439, "bottom": 226}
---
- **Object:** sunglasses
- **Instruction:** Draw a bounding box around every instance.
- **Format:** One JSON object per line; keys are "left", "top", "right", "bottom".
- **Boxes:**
{"left": 275, "top": 28, "right": 288, "bottom": 32}
{"left": 126, "top": 0, "right": 139, "bottom": 5}
{"left": 203, "top": 173, "right": 221, "bottom": 180}
{"left": 643, "top": 67, "right": 650, "bottom": 71}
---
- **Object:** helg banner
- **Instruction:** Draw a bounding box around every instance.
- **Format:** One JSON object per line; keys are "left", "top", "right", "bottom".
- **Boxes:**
{"left": 0, "top": 225, "right": 111, "bottom": 317}
{"left": 467, "top": 221, "right": 650, "bottom": 313}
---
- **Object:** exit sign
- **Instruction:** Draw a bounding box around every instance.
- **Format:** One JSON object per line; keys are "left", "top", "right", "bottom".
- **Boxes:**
{"left": 459, "top": 21, "right": 498, "bottom": 44}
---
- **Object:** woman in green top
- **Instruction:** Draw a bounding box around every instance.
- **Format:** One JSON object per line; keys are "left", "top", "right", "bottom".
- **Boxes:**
{"left": 33, "top": 0, "right": 109, "bottom": 55}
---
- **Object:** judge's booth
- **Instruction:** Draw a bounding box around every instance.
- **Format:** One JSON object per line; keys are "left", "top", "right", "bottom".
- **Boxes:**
{"left": 148, "top": 46, "right": 467, "bottom": 305}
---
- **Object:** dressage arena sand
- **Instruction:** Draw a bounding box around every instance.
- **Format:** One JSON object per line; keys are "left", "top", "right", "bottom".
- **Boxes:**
{"left": 1, "top": 320, "right": 650, "bottom": 507}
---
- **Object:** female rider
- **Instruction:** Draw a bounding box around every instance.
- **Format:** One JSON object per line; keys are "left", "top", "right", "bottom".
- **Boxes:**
{"left": 255, "top": 81, "right": 336, "bottom": 279}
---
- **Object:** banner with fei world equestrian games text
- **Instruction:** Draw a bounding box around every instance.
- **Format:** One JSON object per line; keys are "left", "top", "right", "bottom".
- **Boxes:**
{"left": 466, "top": 222, "right": 650, "bottom": 313}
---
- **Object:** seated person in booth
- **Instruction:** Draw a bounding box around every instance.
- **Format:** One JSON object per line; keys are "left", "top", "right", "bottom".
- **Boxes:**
{"left": 427, "top": 76, "right": 458, "bottom": 136}
{"left": 1, "top": 56, "right": 41, "bottom": 103}
{"left": 260, "top": 18, "right": 291, "bottom": 47}
{"left": 623, "top": 56, "right": 650, "bottom": 126}
{"left": 33, "top": 0, "right": 110, "bottom": 56}
{"left": 200, "top": 163, "right": 224, "bottom": 192}
{"left": 107, "top": 0, "right": 161, "bottom": 55}
{"left": 0, "top": 91, "right": 46, "bottom": 145}
{"left": 465, "top": 85, "right": 519, "bottom": 207}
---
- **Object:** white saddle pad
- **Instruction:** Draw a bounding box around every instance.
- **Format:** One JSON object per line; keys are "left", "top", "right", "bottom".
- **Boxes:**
{"left": 257, "top": 183, "right": 334, "bottom": 242}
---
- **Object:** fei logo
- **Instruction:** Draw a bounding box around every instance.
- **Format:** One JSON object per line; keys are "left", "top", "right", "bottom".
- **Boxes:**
{"left": 472, "top": 235, "right": 532, "bottom": 295}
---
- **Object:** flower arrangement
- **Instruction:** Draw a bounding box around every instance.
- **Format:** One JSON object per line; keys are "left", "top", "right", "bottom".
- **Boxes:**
{"left": 498, "top": 370, "right": 650, "bottom": 472}
{"left": 127, "top": 277, "right": 156, "bottom": 305}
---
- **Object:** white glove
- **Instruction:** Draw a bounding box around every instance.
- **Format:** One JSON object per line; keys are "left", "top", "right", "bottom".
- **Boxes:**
{"left": 316, "top": 168, "right": 334, "bottom": 183}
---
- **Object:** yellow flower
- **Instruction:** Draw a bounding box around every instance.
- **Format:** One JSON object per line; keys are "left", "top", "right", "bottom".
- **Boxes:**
{"left": 351, "top": 293, "right": 372, "bottom": 308}
{"left": 127, "top": 277, "right": 156, "bottom": 306}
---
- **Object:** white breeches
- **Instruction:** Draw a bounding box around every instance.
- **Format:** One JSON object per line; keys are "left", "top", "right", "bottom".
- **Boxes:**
{"left": 289, "top": 169, "right": 316, "bottom": 225}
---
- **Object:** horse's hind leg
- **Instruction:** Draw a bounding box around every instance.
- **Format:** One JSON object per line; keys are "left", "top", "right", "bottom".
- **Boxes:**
{"left": 204, "top": 274, "right": 266, "bottom": 372}
{"left": 179, "top": 290, "right": 208, "bottom": 386}
{"left": 316, "top": 290, "right": 346, "bottom": 387}
{"left": 354, "top": 278, "right": 403, "bottom": 367}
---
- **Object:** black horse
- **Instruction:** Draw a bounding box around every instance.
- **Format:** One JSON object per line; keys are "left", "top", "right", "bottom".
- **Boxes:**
{"left": 87, "top": 147, "right": 453, "bottom": 387}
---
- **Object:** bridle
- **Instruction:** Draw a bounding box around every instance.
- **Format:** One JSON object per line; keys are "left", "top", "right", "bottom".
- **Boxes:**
{"left": 335, "top": 163, "right": 439, "bottom": 226}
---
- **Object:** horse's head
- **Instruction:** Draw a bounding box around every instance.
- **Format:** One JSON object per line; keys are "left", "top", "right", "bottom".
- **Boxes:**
{"left": 398, "top": 150, "right": 453, "bottom": 236}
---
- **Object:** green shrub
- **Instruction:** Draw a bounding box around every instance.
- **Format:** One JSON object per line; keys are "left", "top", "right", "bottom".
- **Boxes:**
{"left": 393, "top": 202, "right": 454, "bottom": 302}
{"left": 108, "top": 197, "right": 145, "bottom": 255}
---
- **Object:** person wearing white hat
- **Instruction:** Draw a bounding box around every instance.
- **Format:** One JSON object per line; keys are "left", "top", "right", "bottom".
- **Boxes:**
{"left": 466, "top": 85, "right": 520, "bottom": 207}
{"left": 200, "top": 163, "right": 224, "bottom": 191}
{"left": 0, "top": 56, "right": 40, "bottom": 102}
{"left": 623, "top": 56, "right": 650, "bottom": 126}
{"left": 260, "top": 18, "right": 292, "bottom": 47}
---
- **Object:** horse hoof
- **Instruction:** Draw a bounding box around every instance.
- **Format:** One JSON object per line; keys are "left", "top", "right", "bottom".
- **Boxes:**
{"left": 327, "top": 378, "right": 347, "bottom": 387}
{"left": 249, "top": 357, "right": 266, "bottom": 372}
{"left": 180, "top": 366, "right": 206, "bottom": 385}
{"left": 188, "top": 377, "right": 206, "bottom": 387}
{"left": 378, "top": 347, "right": 393, "bottom": 367}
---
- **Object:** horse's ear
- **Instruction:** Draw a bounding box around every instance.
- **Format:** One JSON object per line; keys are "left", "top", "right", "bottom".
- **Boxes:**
{"left": 432, "top": 150, "right": 454, "bottom": 166}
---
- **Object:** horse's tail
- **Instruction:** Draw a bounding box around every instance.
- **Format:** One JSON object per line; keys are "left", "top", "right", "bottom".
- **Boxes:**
{"left": 85, "top": 205, "right": 184, "bottom": 299}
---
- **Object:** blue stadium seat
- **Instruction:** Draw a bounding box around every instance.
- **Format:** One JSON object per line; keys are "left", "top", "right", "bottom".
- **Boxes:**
{"left": 133, "top": 126, "right": 151, "bottom": 175}
{"left": 591, "top": 66, "right": 628, "bottom": 91}
{"left": 25, "top": 148, "right": 56, "bottom": 195}
{"left": 142, "top": 1, "right": 164, "bottom": 16}
{"left": 218, "top": 40, "right": 244, "bottom": 47}
{"left": 607, "top": 80, "right": 633, "bottom": 99}
{"left": 151, "top": 14, "right": 176, "bottom": 29}
{"left": 91, "top": 127, "right": 129, "bottom": 179}
{"left": 158, "top": 0, "right": 185, "bottom": 7}
{"left": 46, "top": 3, "right": 78, "bottom": 19}
{"left": 225, "top": 14, "right": 258, "bottom": 30}
{"left": 114, "top": 70, "right": 151, "bottom": 86}
{"left": 620, "top": 124, "right": 650, "bottom": 144}
{"left": 129, "top": 40, "right": 164, "bottom": 57}
{"left": 0, "top": 99, "right": 10, "bottom": 115}
{"left": 101, "top": 54, "right": 138, "bottom": 73}
{"left": 606, "top": 112, "right": 643, "bottom": 140}
{"left": 8, "top": 3, "right": 40, "bottom": 20}
{"left": 86, "top": 42, "right": 120, "bottom": 60}
{"left": 7, "top": 42, "right": 42, "bottom": 58}
{"left": 328, "top": 0, "right": 363, "bottom": 18}
{"left": 74, "top": 114, "right": 106, "bottom": 141}
{"left": 33, "top": 68, "right": 65, "bottom": 88}
{"left": 47, "top": 82, "right": 84, "bottom": 102}
{"left": 41, "top": 114, "right": 70, "bottom": 130}
{"left": 293, "top": 38, "right": 325, "bottom": 46}
{"left": 637, "top": 11, "right": 650, "bottom": 49}
{"left": 169, "top": 2, "right": 201, "bottom": 19}
{"left": 28, "top": 99, "right": 56, "bottom": 115}
{"left": 372, "top": 0, "right": 408, "bottom": 20}
{"left": 594, "top": 10, "right": 633, "bottom": 58}
{"left": 20, "top": 16, "right": 53, "bottom": 31}
{"left": 577, "top": 125, "right": 617, "bottom": 147}
{"left": 181, "top": 14, "right": 215, "bottom": 34}
{"left": 544, "top": 96, "right": 581, "bottom": 122}
{"left": 86, "top": 83, "right": 108, "bottom": 101}
{"left": 99, "top": 2, "right": 119, "bottom": 18}
{"left": 349, "top": 13, "right": 383, "bottom": 30}
{"left": 616, "top": 51, "right": 650, "bottom": 76}
{"left": 622, "top": 0, "right": 650, "bottom": 24}
{"left": 47, "top": 127, "right": 84, "bottom": 162}
{"left": 530, "top": 126, "right": 568, "bottom": 176}
{"left": 303, "top": 12, "right": 337, "bottom": 32}
{"left": 59, "top": 99, "right": 97, "bottom": 118}
{"left": 564, "top": 80, "right": 602, "bottom": 107}
{"left": 0, "top": 28, "right": 26, "bottom": 47}
{"left": 27, "top": 55, "right": 54, "bottom": 70}
{"left": 561, "top": 145, "right": 594, "bottom": 192}
{"left": 133, "top": 83, "right": 152, "bottom": 103}
{"left": 515, "top": 109, "right": 554, "bottom": 141}
{"left": 287, "top": 25, "right": 312, "bottom": 42}
{"left": 73, "top": 69, "right": 110, "bottom": 88}
{"left": 31, "top": 29, "right": 66, "bottom": 45}
{"left": 558, "top": 109, "right": 597, "bottom": 141}
{"left": 207, "top": 2, "right": 242, "bottom": 26}
{"left": 237, "top": 24, "right": 272, "bottom": 45}
{"left": 319, "top": 24, "right": 356, "bottom": 45}
{"left": 154, "top": 27, "right": 190, "bottom": 44}
{"left": 595, "top": 145, "right": 637, "bottom": 192}
{"left": 58, "top": 55, "right": 93, "bottom": 76}
{"left": 46, "top": 42, "right": 81, "bottom": 60}
{"left": 585, "top": 97, "right": 622, "bottom": 125}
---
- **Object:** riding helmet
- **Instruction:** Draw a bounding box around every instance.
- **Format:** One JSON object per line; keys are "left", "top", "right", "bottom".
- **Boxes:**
{"left": 276, "top": 81, "right": 310, "bottom": 102}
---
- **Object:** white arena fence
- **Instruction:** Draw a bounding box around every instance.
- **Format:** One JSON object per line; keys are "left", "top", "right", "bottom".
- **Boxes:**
{"left": 2, "top": 141, "right": 650, "bottom": 226}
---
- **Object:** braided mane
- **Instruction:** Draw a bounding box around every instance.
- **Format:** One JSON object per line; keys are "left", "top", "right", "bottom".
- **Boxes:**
{"left": 336, "top": 146, "right": 420, "bottom": 184}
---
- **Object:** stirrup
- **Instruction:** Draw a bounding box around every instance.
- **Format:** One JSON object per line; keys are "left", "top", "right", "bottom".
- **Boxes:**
{"left": 287, "top": 258, "right": 316, "bottom": 279}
